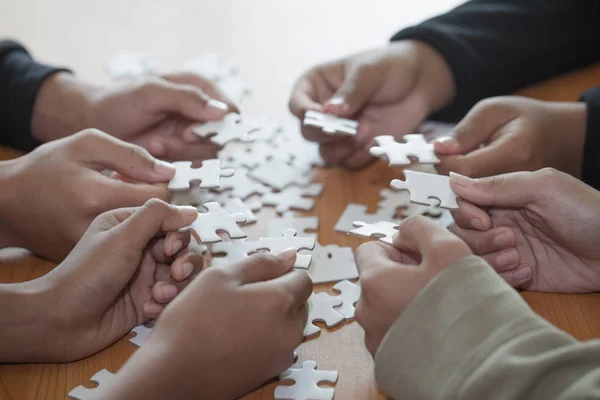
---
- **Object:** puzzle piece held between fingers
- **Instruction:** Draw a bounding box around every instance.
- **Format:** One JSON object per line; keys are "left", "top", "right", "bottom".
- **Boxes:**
{"left": 348, "top": 221, "right": 399, "bottom": 245}
{"left": 179, "top": 202, "right": 247, "bottom": 243}
{"left": 304, "top": 292, "right": 344, "bottom": 338}
{"left": 369, "top": 134, "right": 440, "bottom": 166}
{"left": 333, "top": 280, "right": 361, "bottom": 320}
{"left": 68, "top": 369, "right": 117, "bottom": 400}
{"left": 262, "top": 184, "right": 323, "bottom": 214}
{"left": 210, "top": 239, "right": 257, "bottom": 266}
{"left": 257, "top": 228, "right": 316, "bottom": 269}
{"left": 390, "top": 170, "right": 459, "bottom": 210}
{"left": 303, "top": 110, "right": 358, "bottom": 136}
{"left": 192, "top": 113, "right": 259, "bottom": 146}
{"left": 169, "top": 160, "right": 234, "bottom": 191}
{"left": 275, "top": 360, "right": 338, "bottom": 400}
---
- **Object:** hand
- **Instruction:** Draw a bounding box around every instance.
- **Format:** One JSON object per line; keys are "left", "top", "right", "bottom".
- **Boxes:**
{"left": 355, "top": 216, "right": 471, "bottom": 356}
{"left": 32, "top": 72, "right": 237, "bottom": 162}
{"left": 449, "top": 169, "right": 600, "bottom": 292}
{"left": 289, "top": 40, "right": 455, "bottom": 169}
{"left": 434, "top": 96, "right": 587, "bottom": 178}
{"left": 106, "top": 251, "right": 312, "bottom": 400}
{"left": 1, "top": 200, "right": 204, "bottom": 363}
{"left": 0, "top": 129, "right": 174, "bottom": 262}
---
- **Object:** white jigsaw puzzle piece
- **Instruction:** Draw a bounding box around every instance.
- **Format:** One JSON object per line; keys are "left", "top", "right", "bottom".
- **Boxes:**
{"left": 249, "top": 159, "right": 310, "bottom": 191}
{"left": 179, "top": 202, "right": 247, "bottom": 243}
{"left": 68, "top": 369, "right": 117, "bottom": 400}
{"left": 332, "top": 280, "right": 361, "bottom": 320}
{"left": 220, "top": 196, "right": 258, "bottom": 224}
{"left": 105, "top": 51, "right": 157, "bottom": 80}
{"left": 262, "top": 184, "right": 323, "bottom": 214}
{"left": 303, "top": 110, "right": 358, "bottom": 136}
{"left": 192, "top": 113, "right": 259, "bottom": 146}
{"left": 170, "top": 186, "right": 211, "bottom": 206}
{"left": 369, "top": 134, "right": 440, "bottom": 166}
{"left": 267, "top": 216, "right": 319, "bottom": 238}
{"left": 210, "top": 239, "right": 257, "bottom": 266}
{"left": 334, "top": 203, "right": 400, "bottom": 233}
{"left": 305, "top": 243, "right": 358, "bottom": 285}
{"left": 390, "top": 170, "right": 459, "bottom": 210}
{"left": 224, "top": 142, "right": 291, "bottom": 170}
{"left": 128, "top": 323, "right": 153, "bottom": 347}
{"left": 304, "top": 292, "right": 344, "bottom": 338}
{"left": 275, "top": 360, "right": 338, "bottom": 400}
{"left": 349, "top": 221, "right": 399, "bottom": 245}
{"left": 257, "top": 228, "right": 316, "bottom": 269}
{"left": 214, "top": 167, "right": 270, "bottom": 199}
{"left": 169, "top": 160, "right": 234, "bottom": 191}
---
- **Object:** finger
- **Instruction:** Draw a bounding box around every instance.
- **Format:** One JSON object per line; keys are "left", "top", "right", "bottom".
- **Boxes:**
{"left": 152, "top": 277, "right": 195, "bottom": 303}
{"left": 449, "top": 225, "right": 516, "bottom": 255}
{"left": 342, "top": 144, "right": 377, "bottom": 170}
{"left": 154, "top": 263, "right": 173, "bottom": 282}
{"left": 170, "top": 249, "right": 204, "bottom": 282}
{"left": 161, "top": 72, "right": 239, "bottom": 112}
{"left": 324, "top": 64, "right": 382, "bottom": 117}
{"left": 393, "top": 216, "right": 460, "bottom": 259}
{"left": 143, "top": 301, "right": 165, "bottom": 319}
{"left": 319, "top": 140, "right": 358, "bottom": 165}
{"left": 355, "top": 241, "right": 400, "bottom": 277}
{"left": 288, "top": 73, "right": 325, "bottom": 119}
{"left": 224, "top": 250, "right": 297, "bottom": 284}
{"left": 498, "top": 265, "right": 532, "bottom": 288}
{"left": 451, "top": 198, "right": 492, "bottom": 231}
{"left": 164, "top": 231, "right": 192, "bottom": 257}
{"left": 260, "top": 269, "right": 313, "bottom": 310}
{"left": 96, "top": 178, "right": 172, "bottom": 211}
{"left": 149, "top": 134, "right": 220, "bottom": 161}
{"left": 74, "top": 129, "right": 176, "bottom": 182}
{"left": 481, "top": 248, "right": 521, "bottom": 273}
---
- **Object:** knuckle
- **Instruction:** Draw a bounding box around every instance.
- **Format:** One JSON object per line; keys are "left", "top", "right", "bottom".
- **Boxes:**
{"left": 400, "top": 215, "right": 427, "bottom": 232}
{"left": 248, "top": 252, "right": 281, "bottom": 269}
{"left": 143, "top": 198, "right": 169, "bottom": 213}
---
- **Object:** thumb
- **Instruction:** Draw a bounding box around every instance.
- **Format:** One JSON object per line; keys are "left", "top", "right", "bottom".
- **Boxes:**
{"left": 324, "top": 64, "right": 382, "bottom": 117}
{"left": 433, "top": 99, "right": 517, "bottom": 155}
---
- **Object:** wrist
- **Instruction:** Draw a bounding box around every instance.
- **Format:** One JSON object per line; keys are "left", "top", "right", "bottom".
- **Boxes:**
{"left": 0, "top": 158, "right": 27, "bottom": 248}
{"left": 30, "top": 72, "right": 101, "bottom": 142}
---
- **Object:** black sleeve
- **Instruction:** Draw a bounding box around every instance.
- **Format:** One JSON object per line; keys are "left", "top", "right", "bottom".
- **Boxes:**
{"left": 0, "top": 40, "right": 70, "bottom": 151}
{"left": 580, "top": 86, "right": 600, "bottom": 190}
{"left": 392, "top": 0, "right": 600, "bottom": 121}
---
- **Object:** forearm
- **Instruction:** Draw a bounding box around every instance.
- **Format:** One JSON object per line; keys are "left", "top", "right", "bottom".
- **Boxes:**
{"left": 0, "top": 158, "right": 25, "bottom": 248}
{"left": 376, "top": 256, "right": 600, "bottom": 399}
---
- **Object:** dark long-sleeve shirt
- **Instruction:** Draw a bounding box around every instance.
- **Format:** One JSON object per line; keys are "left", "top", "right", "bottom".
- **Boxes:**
{"left": 0, "top": 40, "right": 67, "bottom": 151}
{"left": 392, "top": 0, "right": 600, "bottom": 188}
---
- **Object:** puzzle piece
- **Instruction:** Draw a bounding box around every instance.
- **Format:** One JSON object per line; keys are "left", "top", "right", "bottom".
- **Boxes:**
{"left": 68, "top": 369, "right": 117, "bottom": 399}
{"left": 224, "top": 142, "right": 291, "bottom": 170}
{"left": 256, "top": 228, "right": 316, "bottom": 269}
{"left": 369, "top": 134, "right": 440, "bottom": 166}
{"left": 179, "top": 202, "right": 247, "bottom": 243}
{"left": 168, "top": 160, "right": 234, "bottom": 191}
{"left": 275, "top": 360, "right": 338, "bottom": 400}
{"left": 379, "top": 188, "right": 443, "bottom": 219}
{"left": 267, "top": 216, "right": 319, "bottom": 238}
{"left": 105, "top": 51, "right": 157, "bottom": 80}
{"left": 272, "top": 122, "right": 325, "bottom": 170}
{"left": 210, "top": 239, "right": 257, "bottom": 266}
{"left": 249, "top": 159, "right": 310, "bottom": 190}
{"left": 192, "top": 113, "right": 259, "bottom": 146}
{"left": 262, "top": 184, "right": 323, "bottom": 214}
{"left": 128, "top": 323, "right": 153, "bottom": 347}
{"left": 334, "top": 203, "right": 400, "bottom": 233}
{"left": 214, "top": 167, "right": 270, "bottom": 199}
{"left": 184, "top": 53, "right": 238, "bottom": 82}
{"left": 349, "top": 221, "right": 399, "bottom": 245}
{"left": 220, "top": 196, "right": 258, "bottom": 224}
{"left": 305, "top": 243, "right": 358, "bottom": 284}
{"left": 332, "top": 280, "right": 361, "bottom": 320}
{"left": 303, "top": 110, "right": 358, "bottom": 136}
{"left": 390, "top": 170, "right": 459, "bottom": 210}
{"left": 304, "top": 292, "right": 344, "bottom": 338}
{"left": 170, "top": 186, "right": 211, "bottom": 206}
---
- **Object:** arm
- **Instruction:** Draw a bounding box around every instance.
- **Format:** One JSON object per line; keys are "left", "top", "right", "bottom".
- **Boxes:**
{"left": 376, "top": 257, "right": 600, "bottom": 399}
{"left": 392, "top": 0, "right": 600, "bottom": 120}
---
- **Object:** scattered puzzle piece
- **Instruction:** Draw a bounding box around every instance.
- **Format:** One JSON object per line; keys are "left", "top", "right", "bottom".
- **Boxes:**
{"left": 275, "top": 360, "right": 338, "bottom": 400}
{"left": 192, "top": 113, "right": 259, "bottom": 146}
{"left": 332, "top": 280, "right": 361, "bottom": 320}
{"left": 224, "top": 142, "right": 291, "bottom": 170}
{"left": 305, "top": 243, "right": 358, "bottom": 284}
{"left": 214, "top": 167, "right": 270, "bottom": 199}
{"left": 128, "top": 323, "right": 153, "bottom": 347}
{"left": 370, "top": 134, "right": 440, "bottom": 166}
{"left": 68, "top": 369, "right": 117, "bottom": 400}
{"left": 220, "top": 196, "right": 258, "bottom": 224}
{"left": 249, "top": 159, "right": 310, "bottom": 190}
{"left": 105, "top": 51, "right": 157, "bottom": 80}
{"left": 334, "top": 203, "right": 400, "bottom": 233}
{"left": 267, "top": 216, "right": 319, "bottom": 238}
{"left": 257, "top": 228, "right": 316, "bottom": 269}
{"left": 304, "top": 292, "right": 344, "bottom": 338}
{"left": 262, "top": 184, "right": 323, "bottom": 214}
{"left": 303, "top": 110, "right": 358, "bottom": 136}
{"left": 169, "top": 160, "right": 234, "bottom": 191}
{"left": 179, "top": 202, "right": 247, "bottom": 243}
{"left": 390, "top": 170, "right": 459, "bottom": 210}
{"left": 210, "top": 239, "right": 257, "bottom": 266}
{"left": 349, "top": 221, "right": 399, "bottom": 245}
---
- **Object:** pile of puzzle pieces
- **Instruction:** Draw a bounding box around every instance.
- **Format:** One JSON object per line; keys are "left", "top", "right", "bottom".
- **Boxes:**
{"left": 68, "top": 53, "right": 459, "bottom": 400}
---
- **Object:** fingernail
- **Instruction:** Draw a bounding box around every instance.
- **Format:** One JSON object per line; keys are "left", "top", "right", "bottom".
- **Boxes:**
{"left": 277, "top": 247, "right": 297, "bottom": 262}
{"left": 179, "top": 206, "right": 199, "bottom": 217}
{"left": 160, "top": 285, "right": 178, "bottom": 300}
{"left": 154, "top": 160, "right": 175, "bottom": 176}
{"left": 172, "top": 240, "right": 183, "bottom": 254}
{"left": 470, "top": 218, "right": 485, "bottom": 231}
{"left": 325, "top": 97, "right": 349, "bottom": 113}
{"left": 207, "top": 99, "right": 229, "bottom": 112}
{"left": 449, "top": 171, "right": 471, "bottom": 186}
{"left": 496, "top": 251, "right": 515, "bottom": 266}
{"left": 493, "top": 233, "right": 509, "bottom": 247}
{"left": 182, "top": 262, "right": 194, "bottom": 279}
{"left": 435, "top": 136, "right": 459, "bottom": 149}
{"left": 513, "top": 266, "right": 531, "bottom": 280}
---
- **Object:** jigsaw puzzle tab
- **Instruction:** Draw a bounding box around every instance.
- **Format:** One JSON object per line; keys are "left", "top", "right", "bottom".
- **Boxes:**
{"left": 275, "top": 360, "right": 338, "bottom": 400}
{"left": 192, "top": 112, "right": 259, "bottom": 146}
{"left": 68, "top": 369, "right": 117, "bottom": 400}
{"left": 257, "top": 228, "right": 316, "bottom": 269}
{"left": 349, "top": 220, "right": 399, "bottom": 245}
{"left": 169, "top": 160, "right": 234, "bottom": 191}
{"left": 332, "top": 280, "right": 361, "bottom": 320}
{"left": 303, "top": 110, "right": 358, "bottom": 136}
{"left": 369, "top": 134, "right": 440, "bottom": 166}
{"left": 178, "top": 202, "right": 247, "bottom": 243}
{"left": 128, "top": 323, "right": 153, "bottom": 347}
{"left": 390, "top": 170, "right": 459, "bottom": 210}
{"left": 304, "top": 292, "right": 344, "bottom": 338}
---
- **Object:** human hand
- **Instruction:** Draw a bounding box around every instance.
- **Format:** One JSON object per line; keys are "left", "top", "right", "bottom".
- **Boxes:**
{"left": 0, "top": 129, "right": 174, "bottom": 262}
{"left": 355, "top": 216, "right": 471, "bottom": 356}
{"left": 449, "top": 169, "right": 600, "bottom": 292}
{"left": 10, "top": 200, "right": 203, "bottom": 363}
{"left": 434, "top": 96, "right": 587, "bottom": 178}
{"left": 32, "top": 72, "right": 237, "bottom": 162}
{"left": 107, "top": 251, "right": 312, "bottom": 400}
{"left": 289, "top": 41, "right": 455, "bottom": 168}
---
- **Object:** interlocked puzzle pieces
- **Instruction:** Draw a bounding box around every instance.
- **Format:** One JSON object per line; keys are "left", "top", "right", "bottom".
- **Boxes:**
{"left": 262, "top": 183, "right": 323, "bottom": 214}
{"left": 179, "top": 202, "right": 247, "bottom": 243}
{"left": 390, "top": 170, "right": 459, "bottom": 210}
{"left": 349, "top": 221, "right": 399, "bottom": 245}
{"left": 210, "top": 239, "right": 257, "bottom": 267}
{"left": 303, "top": 110, "right": 358, "bottom": 136}
{"left": 68, "top": 369, "right": 117, "bottom": 400}
{"left": 257, "top": 228, "right": 316, "bottom": 269}
{"left": 304, "top": 292, "right": 344, "bottom": 338}
{"left": 332, "top": 280, "right": 361, "bottom": 320}
{"left": 250, "top": 159, "right": 310, "bottom": 190}
{"left": 378, "top": 188, "right": 444, "bottom": 219}
{"left": 369, "top": 134, "right": 440, "bottom": 166}
{"left": 192, "top": 112, "right": 259, "bottom": 146}
{"left": 305, "top": 243, "right": 358, "bottom": 284}
{"left": 168, "top": 160, "right": 234, "bottom": 191}
{"left": 267, "top": 216, "right": 319, "bottom": 238}
{"left": 275, "top": 360, "right": 338, "bottom": 400}
{"left": 129, "top": 323, "right": 153, "bottom": 347}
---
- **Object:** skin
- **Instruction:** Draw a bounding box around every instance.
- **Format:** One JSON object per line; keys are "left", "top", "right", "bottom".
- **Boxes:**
{"left": 449, "top": 169, "right": 600, "bottom": 293}
{"left": 288, "top": 40, "right": 455, "bottom": 169}
{"left": 0, "top": 200, "right": 204, "bottom": 363}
